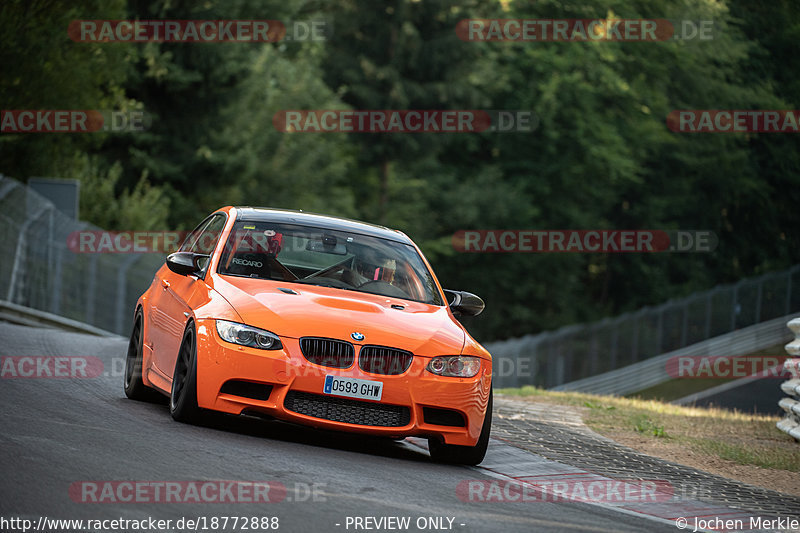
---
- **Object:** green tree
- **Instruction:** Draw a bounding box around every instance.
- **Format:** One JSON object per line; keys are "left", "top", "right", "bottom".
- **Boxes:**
{"left": 211, "top": 44, "right": 358, "bottom": 217}
{"left": 0, "top": 0, "right": 133, "bottom": 178}
{"left": 319, "top": 0, "right": 501, "bottom": 224}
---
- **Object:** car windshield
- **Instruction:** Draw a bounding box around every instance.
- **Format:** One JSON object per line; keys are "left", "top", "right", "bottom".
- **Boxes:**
{"left": 217, "top": 220, "right": 443, "bottom": 305}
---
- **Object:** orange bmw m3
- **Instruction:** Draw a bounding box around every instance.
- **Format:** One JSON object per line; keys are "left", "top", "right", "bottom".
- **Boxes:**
{"left": 124, "top": 207, "right": 492, "bottom": 464}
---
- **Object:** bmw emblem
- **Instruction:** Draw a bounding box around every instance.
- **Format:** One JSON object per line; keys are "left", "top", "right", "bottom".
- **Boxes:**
{"left": 351, "top": 332, "right": 365, "bottom": 341}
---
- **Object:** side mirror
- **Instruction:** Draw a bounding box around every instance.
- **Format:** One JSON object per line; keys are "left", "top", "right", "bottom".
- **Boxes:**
{"left": 444, "top": 289, "right": 485, "bottom": 317}
{"left": 166, "top": 252, "right": 208, "bottom": 276}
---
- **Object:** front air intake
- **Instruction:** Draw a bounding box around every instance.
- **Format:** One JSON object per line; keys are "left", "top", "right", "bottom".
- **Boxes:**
{"left": 422, "top": 407, "right": 466, "bottom": 427}
{"left": 219, "top": 380, "right": 273, "bottom": 401}
{"left": 284, "top": 391, "right": 411, "bottom": 427}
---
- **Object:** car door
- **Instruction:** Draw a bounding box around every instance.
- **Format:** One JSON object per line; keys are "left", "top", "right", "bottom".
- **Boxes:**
{"left": 150, "top": 214, "right": 226, "bottom": 376}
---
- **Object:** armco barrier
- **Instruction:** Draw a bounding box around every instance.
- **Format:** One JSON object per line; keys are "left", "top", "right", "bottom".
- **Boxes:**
{"left": 487, "top": 265, "right": 800, "bottom": 390}
{"left": 777, "top": 318, "right": 800, "bottom": 441}
{"left": 550, "top": 314, "right": 795, "bottom": 396}
{"left": 0, "top": 299, "right": 119, "bottom": 337}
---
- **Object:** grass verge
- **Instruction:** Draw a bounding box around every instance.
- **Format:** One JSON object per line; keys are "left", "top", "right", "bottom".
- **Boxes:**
{"left": 498, "top": 385, "right": 799, "bottom": 472}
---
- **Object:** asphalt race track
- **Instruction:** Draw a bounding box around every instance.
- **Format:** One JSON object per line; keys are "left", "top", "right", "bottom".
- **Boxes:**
{"left": 0, "top": 321, "right": 682, "bottom": 533}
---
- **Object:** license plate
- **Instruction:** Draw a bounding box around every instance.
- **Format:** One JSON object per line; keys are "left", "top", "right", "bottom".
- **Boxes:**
{"left": 323, "top": 375, "right": 383, "bottom": 401}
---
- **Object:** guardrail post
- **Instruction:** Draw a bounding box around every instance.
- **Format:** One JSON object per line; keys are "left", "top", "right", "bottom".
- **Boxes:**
{"left": 786, "top": 269, "right": 794, "bottom": 316}
{"left": 7, "top": 203, "right": 50, "bottom": 304}
{"left": 546, "top": 341, "right": 557, "bottom": 388}
{"left": 47, "top": 209, "right": 54, "bottom": 309}
{"left": 554, "top": 351, "right": 565, "bottom": 387}
{"left": 115, "top": 254, "right": 141, "bottom": 335}
{"left": 85, "top": 254, "right": 97, "bottom": 324}
{"left": 50, "top": 245, "right": 63, "bottom": 315}
{"left": 755, "top": 280, "right": 763, "bottom": 324}
{"left": 656, "top": 307, "right": 664, "bottom": 353}
{"left": 589, "top": 327, "right": 599, "bottom": 373}
{"left": 603, "top": 324, "right": 615, "bottom": 371}
{"left": 681, "top": 300, "right": 689, "bottom": 347}
{"left": 777, "top": 318, "right": 800, "bottom": 442}
{"left": 514, "top": 345, "right": 523, "bottom": 389}
{"left": 730, "top": 283, "right": 740, "bottom": 330}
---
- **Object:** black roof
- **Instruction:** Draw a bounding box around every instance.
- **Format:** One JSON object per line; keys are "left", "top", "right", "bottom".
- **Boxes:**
{"left": 232, "top": 207, "right": 413, "bottom": 245}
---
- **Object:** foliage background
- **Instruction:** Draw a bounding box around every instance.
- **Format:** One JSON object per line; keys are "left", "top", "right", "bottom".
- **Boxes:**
{"left": 2, "top": 0, "right": 799, "bottom": 341}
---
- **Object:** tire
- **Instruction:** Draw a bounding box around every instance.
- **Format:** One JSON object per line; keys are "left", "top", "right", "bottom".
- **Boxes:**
{"left": 170, "top": 322, "right": 202, "bottom": 423}
{"left": 428, "top": 387, "right": 492, "bottom": 466}
{"left": 124, "top": 309, "right": 164, "bottom": 402}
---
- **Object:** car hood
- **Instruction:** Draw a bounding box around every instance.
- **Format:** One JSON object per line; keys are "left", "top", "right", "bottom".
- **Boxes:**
{"left": 212, "top": 275, "right": 467, "bottom": 356}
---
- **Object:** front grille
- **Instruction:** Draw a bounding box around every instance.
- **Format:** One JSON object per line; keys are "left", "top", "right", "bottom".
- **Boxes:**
{"left": 300, "top": 337, "right": 355, "bottom": 368}
{"left": 284, "top": 391, "right": 411, "bottom": 427}
{"left": 220, "top": 380, "right": 273, "bottom": 401}
{"left": 359, "top": 345, "right": 413, "bottom": 375}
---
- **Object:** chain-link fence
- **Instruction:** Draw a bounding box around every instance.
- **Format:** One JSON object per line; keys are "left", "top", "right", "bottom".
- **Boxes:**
{"left": 0, "top": 175, "right": 164, "bottom": 336}
{"left": 487, "top": 264, "right": 800, "bottom": 389}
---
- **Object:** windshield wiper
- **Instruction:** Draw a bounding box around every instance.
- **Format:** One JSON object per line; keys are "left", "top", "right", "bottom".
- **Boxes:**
{"left": 292, "top": 279, "right": 359, "bottom": 291}
{"left": 294, "top": 279, "right": 335, "bottom": 287}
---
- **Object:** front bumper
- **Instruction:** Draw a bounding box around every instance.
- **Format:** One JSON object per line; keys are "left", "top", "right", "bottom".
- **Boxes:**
{"left": 194, "top": 319, "right": 492, "bottom": 446}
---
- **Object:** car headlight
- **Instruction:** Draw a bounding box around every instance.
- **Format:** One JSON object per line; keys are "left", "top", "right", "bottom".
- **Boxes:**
{"left": 426, "top": 356, "right": 481, "bottom": 377}
{"left": 216, "top": 320, "right": 282, "bottom": 350}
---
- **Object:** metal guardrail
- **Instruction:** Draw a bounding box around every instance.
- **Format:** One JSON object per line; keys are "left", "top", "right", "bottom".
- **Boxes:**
{"left": 0, "top": 299, "right": 120, "bottom": 337}
{"left": 0, "top": 175, "right": 164, "bottom": 336}
{"left": 778, "top": 318, "right": 800, "bottom": 441}
{"left": 551, "top": 314, "right": 794, "bottom": 396}
{"left": 487, "top": 265, "right": 800, "bottom": 390}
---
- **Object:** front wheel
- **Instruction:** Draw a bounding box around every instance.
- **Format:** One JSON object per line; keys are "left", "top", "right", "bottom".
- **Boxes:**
{"left": 170, "top": 322, "right": 202, "bottom": 423}
{"left": 428, "top": 387, "right": 492, "bottom": 465}
{"left": 124, "top": 309, "right": 163, "bottom": 402}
